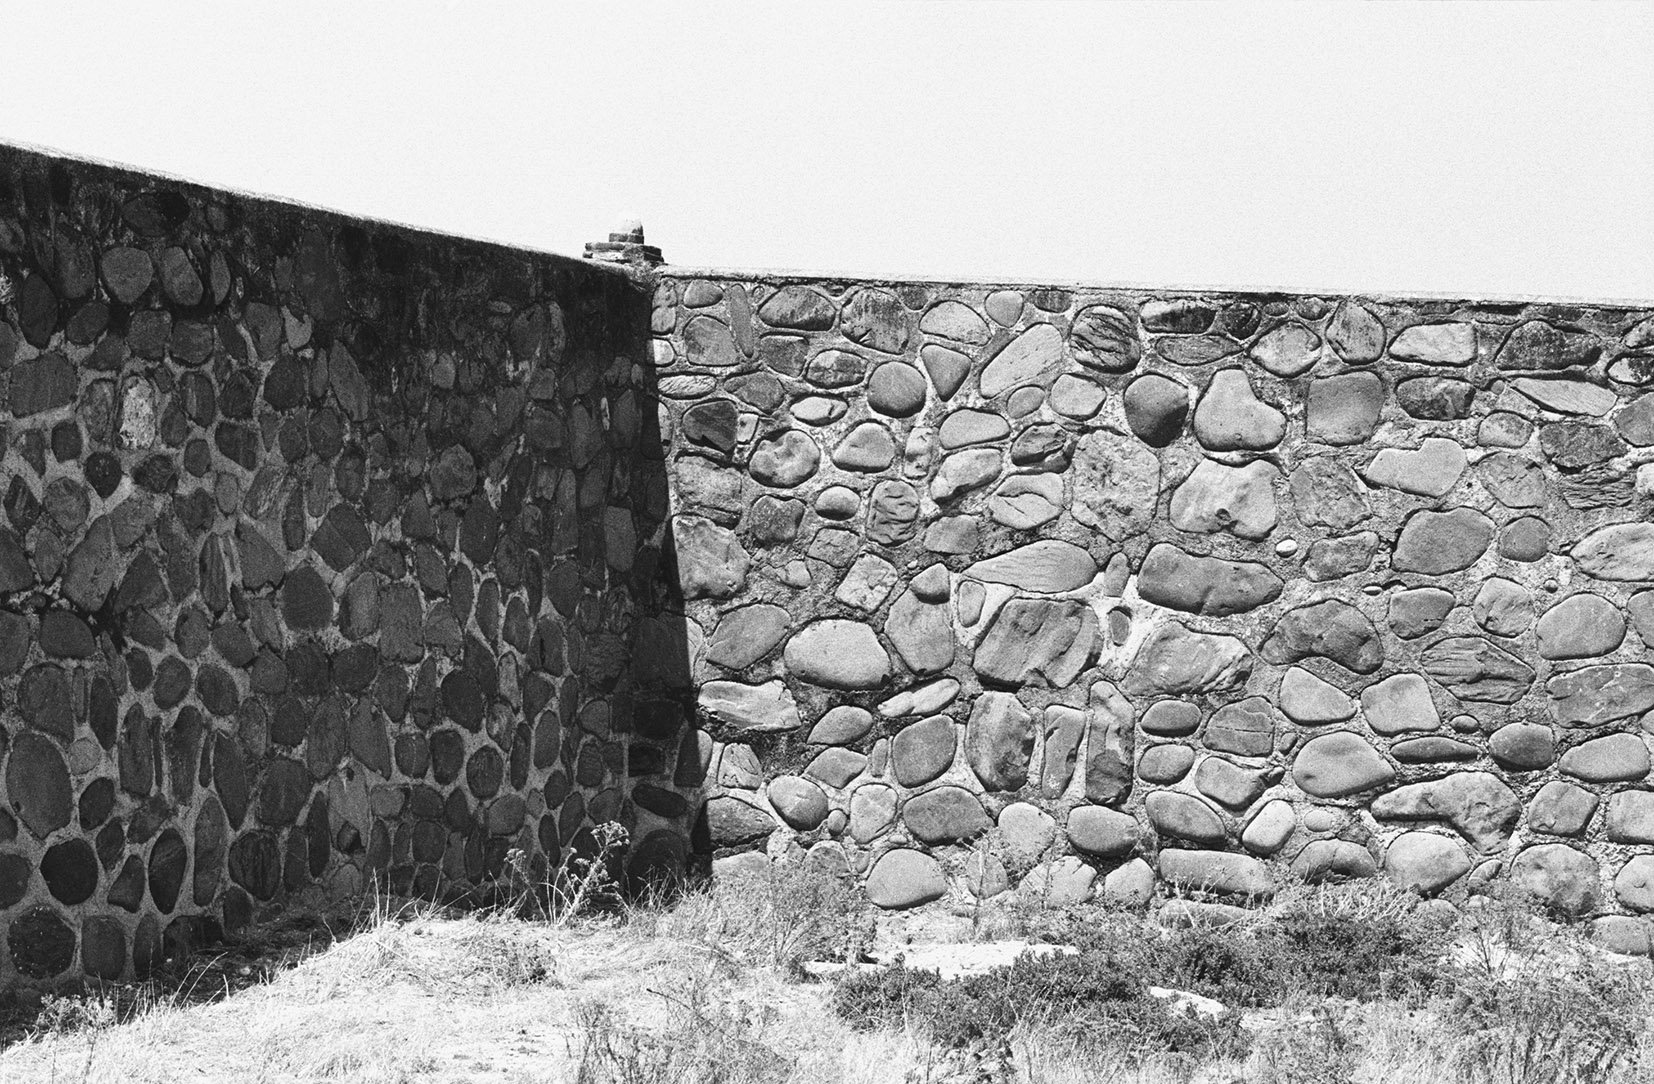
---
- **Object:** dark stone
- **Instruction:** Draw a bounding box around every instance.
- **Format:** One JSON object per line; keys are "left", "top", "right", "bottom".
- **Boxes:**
{"left": 39, "top": 609, "right": 95, "bottom": 657}
{"left": 256, "top": 758, "right": 311, "bottom": 825}
{"left": 108, "top": 855, "right": 146, "bottom": 911}
{"left": 8, "top": 907, "right": 76, "bottom": 978}
{"left": 228, "top": 830, "right": 282, "bottom": 900}
{"left": 10, "top": 352, "right": 75, "bottom": 416}
{"left": 1540, "top": 423, "right": 1625, "bottom": 469}
{"left": 1397, "top": 377, "right": 1475, "bottom": 419}
{"left": 281, "top": 565, "right": 334, "bottom": 629}
{"left": 86, "top": 452, "right": 122, "bottom": 498}
{"left": 148, "top": 828, "right": 188, "bottom": 912}
{"left": 6, "top": 732, "right": 72, "bottom": 837}
{"left": 78, "top": 776, "right": 116, "bottom": 828}
{"left": 430, "top": 728, "right": 466, "bottom": 784}
{"left": 41, "top": 838, "right": 97, "bottom": 904}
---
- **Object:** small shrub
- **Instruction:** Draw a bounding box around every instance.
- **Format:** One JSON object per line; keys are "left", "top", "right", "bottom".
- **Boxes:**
{"left": 832, "top": 950, "right": 1250, "bottom": 1063}
{"left": 649, "top": 859, "right": 873, "bottom": 974}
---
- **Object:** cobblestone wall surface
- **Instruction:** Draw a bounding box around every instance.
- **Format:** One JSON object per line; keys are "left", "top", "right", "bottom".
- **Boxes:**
{"left": 0, "top": 145, "right": 689, "bottom": 987}
{"left": 653, "top": 272, "right": 1654, "bottom": 951}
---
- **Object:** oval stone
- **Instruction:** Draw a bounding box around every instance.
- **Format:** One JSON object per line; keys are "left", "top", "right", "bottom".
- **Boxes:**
{"left": 1293, "top": 732, "right": 1396, "bottom": 798}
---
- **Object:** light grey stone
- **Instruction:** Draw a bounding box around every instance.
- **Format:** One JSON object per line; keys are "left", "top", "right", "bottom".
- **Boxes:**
{"left": 965, "top": 540, "right": 1097, "bottom": 594}
{"left": 1390, "top": 322, "right": 1476, "bottom": 365}
{"left": 1560, "top": 732, "right": 1650, "bottom": 783}
{"left": 1158, "top": 850, "right": 1274, "bottom": 899}
{"left": 1306, "top": 372, "right": 1383, "bottom": 444}
{"left": 1472, "top": 578, "right": 1532, "bottom": 638}
{"left": 1537, "top": 593, "right": 1626, "bottom": 659}
{"left": 1392, "top": 508, "right": 1494, "bottom": 574}
{"left": 987, "top": 474, "right": 1063, "bottom": 529}
{"left": 1361, "top": 673, "right": 1440, "bottom": 734}
{"left": 1204, "top": 697, "right": 1277, "bottom": 757}
{"left": 930, "top": 448, "right": 1001, "bottom": 502}
{"left": 836, "top": 555, "right": 901, "bottom": 612}
{"left": 1360, "top": 437, "right": 1466, "bottom": 497}
{"left": 973, "top": 600, "right": 1097, "bottom": 688}
{"left": 1388, "top": 587, "right": 1455, "bottom": 639}
{"left": 1260, "top": 599, "right": 1383, "bottom": 674}
{"left": 1279, "top": 667, "right": 1356, "bottom": 724}
{"left": 1574, "top": 523, "right": 1654, "bottom": 581}
{"left": 1423, "top": 637, "right": 1535, "bottom": 704}
{"left": 1290, "top": 458, "right": 1371, "bottom": 530}
{"left": 1072, "top": 430, "right": 1160, "bottom": 540}
{"left": 1528, "top": 780, "right": 1598, "bottom": 836}
{"left": 1384, "top": 832, "right": 1472, "bottom": 894}
{"left": 699, "top": 680, "right": 802, "bottom": 732}
{"left": 1123, "top": 623, "right": 1252, "bottom": 697}
{"left": 1547, "top": 664, "right": 1654, "bottom": 727}
{"left": 784, "top": 620, "right": 891, "bottom": 689}
{"left": 1169, "top": 459, "right": 1279, "bottom": 539}
{"left": 1489, "top": 722, "right": 1556, "bottom": 771}
{"left": 1292, "top": 840, "right": 1377, "bottom": 882}
{"left": 939, "top": 408, "right": 1010, "bottom": 449}
{"left": 1240, "top": 800, "right": 1296, "bottom": 856}
{"left": 980, "top": 323, "right": 1065, "bottom": 397}
{"left": 1145, "top": 792, "right": 1226, "bottom": 846}
{"left": 1513, "top": 376, "right": 1617, "bottom": 417}
{"left": 1371, "top": 772, "right": 1521, "bottom": 853}
{"left": 1250, "top": 322, "right": 1321, "bottom": 377}
{"left": 1192, "top": 368, "right": 1285, "bottom": 451}
{"left": 1067, "top": 806, "right": 1139, "bottom": 857}
{"left": 965, "top": 692, "right": 1034, "bottom": 791}
{"left": 1293, "top": 732, "right": 1395, "bottom": 798}
{"left": 920, "top": 300, "right": 989, "bottom": 344}
{"left": 866, "top": 849, "right": 947, "bottom": 909}
{"left": 1510, "top": 844, "right": 1599, "bottom": 917}
{"left": 705, "top": 604, "right": 792, "bottom": 669}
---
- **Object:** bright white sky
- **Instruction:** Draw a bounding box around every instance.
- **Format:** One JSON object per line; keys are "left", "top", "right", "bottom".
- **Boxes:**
{"left": 4, "top": 2, "right": 1652, "bottom": 301}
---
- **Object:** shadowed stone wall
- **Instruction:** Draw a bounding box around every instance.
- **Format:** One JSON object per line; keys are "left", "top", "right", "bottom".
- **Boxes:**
{"left": 0, "top": 145, "right": 691, "bottom": 988}
{"left": 652, "top": 273, "right": 1654, "bottom": 951}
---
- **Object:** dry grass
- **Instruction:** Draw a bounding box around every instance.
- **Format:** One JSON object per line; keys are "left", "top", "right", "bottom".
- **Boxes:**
{"left": 3, "top": 864, "right": 1654, "bottom": 1084}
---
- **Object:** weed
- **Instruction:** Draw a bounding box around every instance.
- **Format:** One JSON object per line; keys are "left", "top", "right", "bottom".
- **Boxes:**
{"left": 643, "top": 858, "right": 874, "bottom": 974}
{"left": 832, "top": 949, "right": 1251, "bottom": 1065}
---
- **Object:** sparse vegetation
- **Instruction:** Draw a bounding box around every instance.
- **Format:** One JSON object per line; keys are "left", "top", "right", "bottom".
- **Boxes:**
{"left": 3, "top": 850, "right": 1654, "bottom": 1083}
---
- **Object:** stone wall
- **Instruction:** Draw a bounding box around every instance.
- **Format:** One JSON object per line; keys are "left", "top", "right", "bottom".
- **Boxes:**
{"left": 652, "top": 273, "right": 1654, "bottom": 948}
{"left": 0, "top": 145, "right": 690, "bottom": 987}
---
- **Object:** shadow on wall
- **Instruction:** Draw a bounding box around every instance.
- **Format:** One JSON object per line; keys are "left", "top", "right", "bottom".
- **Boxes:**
{"left": 0, "top": 144, "right": 697, "bottom": 988}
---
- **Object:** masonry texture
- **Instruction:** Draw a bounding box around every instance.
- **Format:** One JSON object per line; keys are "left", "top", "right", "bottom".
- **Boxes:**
{"left": 7, "top": 143, "right": 1654, "bottom": 989}
{"left": 651, "top": 272, "right": 1654, "bottom": 952}
{"left": 0, "top": 145, "right": 691, "bottom": 988}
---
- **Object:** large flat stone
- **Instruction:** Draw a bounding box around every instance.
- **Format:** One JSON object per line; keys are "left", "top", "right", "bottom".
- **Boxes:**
{"left": 1422, "top": 637, "right": 1535, "bottom": 703}
{"left": 1137, "top": 543, "right": 1282, "bottom": 617}
{"left": 1536, "top": 593, "right": 1626, "bottom": 659}
{"left": 1360, "top": 437, "right": 1466, "bottom": 498}
{"left": 964, "top": 540, "right": 1097, "bottom": 594}
{"left": 1391, "top": 508, "right": 1494, "bottom": 574}
{"left": 1371, "top": 772, "right": 1520, "bottom": 853}
{"left": 866, "top": 849, "right": 946, "bottom": 909}
{"left": 1546, "top": 664, "right": 1654, "bottom": 728}
{"left": 1158, "top": 850, "right": 1274, "bottom": 899}
{"left": 1260, "top": 599, "right": 1383, "bottom": 674}
{"left": 784, "top": 620, "right": 891, "bottom": 689}
{"left": 1278, "top": 667, "right": 1356, "bottom": 724}
{"left": 980, "top": 323, "right": 1065, "bottom": 397}
{"left": 1072, "top": 430, "right": 1160, "bottom": 540}
{"left": 697, "top": 680, "right": 802, "bottom": 732}
{"left": 972, "top": 599, "right": 1097, "bottom": 688}
{"left": 1360, "top": 673, "right": 1440, "bottom": 734}
{"left": 1122, "top": 622, "right": 1252, "bottom": 697}
{"left": 1306, "top": 372, "right": 1382, "bottom": 444}
{"left": 965, "top": 693, "right": 1034, "bottom": 791}
{"left": 1574, "top": 523, "right": 1654, "bottom": 581}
